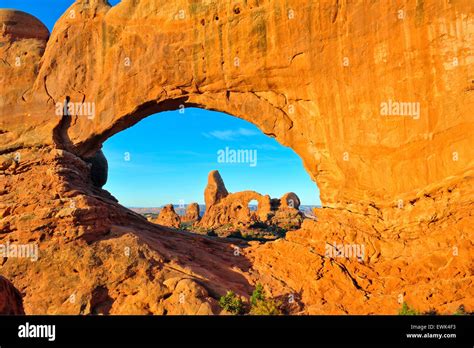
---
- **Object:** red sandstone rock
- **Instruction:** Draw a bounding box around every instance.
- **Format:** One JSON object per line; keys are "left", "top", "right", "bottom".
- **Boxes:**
{"left": 280, "top": 192, "right": 300, "bottom": 209}
{"left": 0, "top": 276, "right": 25, "bottom": 315}
{"left": 182, "top": 203, "right": 200, "bottom": 223}
{"left": 154, "top": 204, "right": 181, "bottom": 228}
{"left": 203, "top": 170, "right": 229, "bottom": 213}
{"left": 199, "top": 171, "right": 303, "bottom": 235}
{"left": 0, "top": 1, "right": 472, "bottom": 315}
{"left": 0, "top": 9, "right": 49, "bottom": 41}
{"left": 245, "top": 193, "right": 474, "bottom": 314}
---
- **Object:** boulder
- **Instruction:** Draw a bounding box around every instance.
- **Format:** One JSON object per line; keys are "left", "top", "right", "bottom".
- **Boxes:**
{"left": 85, "top": 149, "right": 108, "bottom": 188}
{"left": 0, "top": 9, "right": 49, "bottom": 41}
{"left": 155, "top": 204, "right": 181, "bottom": 228}
{"left": 280, "top": 192, "right": 301, "bottom": 209}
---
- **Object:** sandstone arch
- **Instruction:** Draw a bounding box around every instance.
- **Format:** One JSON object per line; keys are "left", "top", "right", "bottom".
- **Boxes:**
{"left": 0, "top": 1, "right": 473, "bottom": 315}
{"left": 201, "top": 190, "right": 273, "bottom": 229}
{"left": 2, "top": 0, "right": 473, "bottom": 213}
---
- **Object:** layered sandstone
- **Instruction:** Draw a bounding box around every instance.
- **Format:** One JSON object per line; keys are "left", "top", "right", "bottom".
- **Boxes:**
{"left": 0, "top": 9, "right": 49, "bottom": 41}
{"left": 0, "top": 1, "right": 473, "bottom": 315}
{"left": 246, "top": 191, "right": 474, "bottom": 314}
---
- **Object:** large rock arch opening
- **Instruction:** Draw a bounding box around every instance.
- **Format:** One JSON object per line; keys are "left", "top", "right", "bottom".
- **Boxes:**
{"left": 99, "top": 106, "right": 318, "bottom": 236}
{"left": 3, "top": 1, "right": 473, "bottom": 211}
{"left": 0, "top": 1, "right": 473, "bottom": 314}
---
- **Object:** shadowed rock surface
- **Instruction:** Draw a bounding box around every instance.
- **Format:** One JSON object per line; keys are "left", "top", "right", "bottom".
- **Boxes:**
{"left": 280, "top": 192, "right": 300, "bottom": 209}
{"left": 0, "top": 276, "right": 25, "bottom": 315}
{"left": 85, "top": 149, "right": 108, "bottom": 188}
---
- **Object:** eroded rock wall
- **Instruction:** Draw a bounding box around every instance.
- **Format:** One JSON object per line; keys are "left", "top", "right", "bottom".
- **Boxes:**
{"left": 1, "top": 1, "right": 473, "bottom": 210}
{"left": 0, "top": 1, "right": 473, "bottom": 315}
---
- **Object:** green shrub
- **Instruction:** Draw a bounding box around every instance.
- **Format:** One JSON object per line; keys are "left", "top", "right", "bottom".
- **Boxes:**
{"left": 228, "top": 230, "right": 243, "bottom": 239}
{"left": 249, "top": 298, "right": 282, "bottom": 315}
{"left": 219, "top": 285, "right": 283, "bottom": 315}
{"left": 179, "top": 223, "right": 190, "bottom": 230}
{"left": 249, "top": 283, "right": 282, "bottom": 315}
{"left": 250, "top": 283, "right": 266, "bottom": 306}
{"left": 218, "top": 291, "right": 245, "bottom": 315}
{"left": 399, "top": 302, "right": 419, "bottom": 315}
{"left": 454, "top": 305, "right": 467, "bottom": 315}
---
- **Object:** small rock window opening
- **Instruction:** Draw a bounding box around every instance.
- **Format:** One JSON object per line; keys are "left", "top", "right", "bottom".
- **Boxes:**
{"left": 248, "top": 199, "right": 258, "bottom": 212}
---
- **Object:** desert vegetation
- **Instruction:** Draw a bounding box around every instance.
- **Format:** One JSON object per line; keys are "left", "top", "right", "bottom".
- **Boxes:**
{"left": 219, "top": 284, "right": 283, "bottom": 315}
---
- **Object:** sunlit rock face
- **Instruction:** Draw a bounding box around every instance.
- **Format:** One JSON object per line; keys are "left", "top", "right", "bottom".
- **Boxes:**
{"left": 203, "top": 170, "right": 229, "bottom": 214}
{"left": 154, "top": 204, "right": 181, "bottom": 228}
{"left": 182, "top": 203, "right": 200, "bottom": 224}
{"left": 199, "top": 170, "right": 304, "bottom": 234}
{"left": 0, "top": 1, "right": 473, "bottom": 315}
{"left": 2, "top": 1, "right": 473, "bottom": 209}
{"left": 0, "top": 9, "right": 49, "bottom": 41}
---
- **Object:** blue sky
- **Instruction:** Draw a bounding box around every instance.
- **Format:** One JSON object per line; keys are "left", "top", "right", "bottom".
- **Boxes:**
{"left": 103, "top": 109, "right": 320, "bottom": 206}
{"left": 1, "top": 0, "right": 321, "bottom": 207}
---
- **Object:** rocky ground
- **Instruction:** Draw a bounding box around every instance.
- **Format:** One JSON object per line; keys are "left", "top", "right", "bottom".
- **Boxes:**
{"left": 0, "top": 148, "right": 472, "bottom": 315}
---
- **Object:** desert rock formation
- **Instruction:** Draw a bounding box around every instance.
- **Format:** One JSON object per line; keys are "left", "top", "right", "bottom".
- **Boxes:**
{"left": 155, "top": 204, "right": 181, "bottom": 228}
{"left": 182, "top": 203, "right": 200, "bottom": 223}
{"left": 0, "top": 1, "right": 473, "bottom": 314}
{"left": 199, "top": 170, "right": 304, "bottom": 235}
{"left": 280, "top": 193, "right": 300, "bottom": 210}
{"left": 0, "top": 9, "right": 49, "bottom": 41}
{"left": 203, "top": 171, "right": 229, "bottom": 213}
